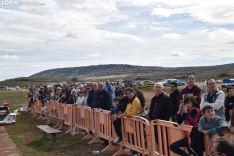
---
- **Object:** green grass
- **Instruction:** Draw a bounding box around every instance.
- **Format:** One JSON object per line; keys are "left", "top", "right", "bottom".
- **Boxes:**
{"left": 2, "top": 91, "right": 115, "bottom": 156}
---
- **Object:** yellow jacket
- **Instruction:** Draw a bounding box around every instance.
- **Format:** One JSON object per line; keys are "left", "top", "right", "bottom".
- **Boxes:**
{"left": 125, "top": 97, "right": 141, "bottom": 116}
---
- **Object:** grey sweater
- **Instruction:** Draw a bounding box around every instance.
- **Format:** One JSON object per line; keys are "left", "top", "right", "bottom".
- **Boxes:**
{"left": 198, "top": 116, "right": 227, "bottom": 137}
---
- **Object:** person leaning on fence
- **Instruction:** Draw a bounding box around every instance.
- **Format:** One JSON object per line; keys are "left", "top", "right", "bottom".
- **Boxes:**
{"left": 29, "top": 87, "right": 39, "bottom": 111}
{"left": 224, "top": 86, "right": 234, "bottom": 122}
{"left": 169, "top": 95, "right": 200, "bottom": 156}
{"left": 149, "top": 83, "right": 172, "bottom": 155}
{"left": 113, "top": 88, "right": 141, "bottom": 144}
{"left": 110, "top": 98, "right": 119, "bottom": 121}
{"left": 200, "top": 79, "right": 226, "bottom": 120}
{"left": 113, "top": 88, "right": 141, "bottom": 156}
{"left": 211, "top": 139, "right": 234, "bottom": 156}
{"left": 40, "top": 92, "right": 51, "bottom": 117}
{"left": 148, "top": 82, "right": 172, "bottom": 122}
{"left": 198, "top": 105, "right": 227, "bottom": 138}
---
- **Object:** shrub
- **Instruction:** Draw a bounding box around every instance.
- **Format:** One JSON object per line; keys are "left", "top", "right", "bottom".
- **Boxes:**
{"left": 217, "top": 73, "right": 230, "bottom": 77}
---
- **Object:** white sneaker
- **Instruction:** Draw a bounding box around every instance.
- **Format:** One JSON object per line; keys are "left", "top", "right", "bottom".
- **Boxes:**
{"left": 124, "top": 148, "right": 130, "bottom": 153}
{"left": 71, "top": 131, "right": 76, "bottom": 135}
{"left": 113, "top": 136, "right": 119, "bottom": 143}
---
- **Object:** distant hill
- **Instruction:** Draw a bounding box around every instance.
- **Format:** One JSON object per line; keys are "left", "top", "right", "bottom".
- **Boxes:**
{"left": 30, "top": 63, "right": 234, "bottom": 81}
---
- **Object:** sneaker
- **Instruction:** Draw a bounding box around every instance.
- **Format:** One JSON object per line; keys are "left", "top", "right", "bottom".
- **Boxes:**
{"left": 124, "top": 148, "right": 130, "bottom": 153}
{"left": 117, "top": 138, "right": 122, "bottom": 144}
{"left": 71, "top": 131, "right": 76, "bottom": 135}
{"left": 113, "top": 136, "right": 119, "bottom": 143}
{"left": 101, "top": 140, "right": 108, "bottom": 147}
{"left": 130, "top": 151, "right": 139, "bottom": 156}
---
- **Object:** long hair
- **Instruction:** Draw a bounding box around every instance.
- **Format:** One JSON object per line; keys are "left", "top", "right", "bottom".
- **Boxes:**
{"left": 231, "top": 106, "right": 234, "bottom": 127}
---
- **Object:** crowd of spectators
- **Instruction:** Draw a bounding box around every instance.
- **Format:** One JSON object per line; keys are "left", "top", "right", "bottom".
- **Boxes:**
{"left": 25, "top": 74, "right": 234, "bottom": 156}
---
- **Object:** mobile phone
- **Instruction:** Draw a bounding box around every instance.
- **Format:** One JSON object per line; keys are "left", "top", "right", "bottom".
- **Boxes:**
{"left": 180, "top": 100, "right": 184, "bottom": 105}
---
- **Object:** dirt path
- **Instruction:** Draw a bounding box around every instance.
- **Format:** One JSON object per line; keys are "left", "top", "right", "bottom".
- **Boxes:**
{"left": 0, "top": 127, "right": 22, "bottom": 156}
{"left": 142, "top": 91, "right": 155, "bottom": 108}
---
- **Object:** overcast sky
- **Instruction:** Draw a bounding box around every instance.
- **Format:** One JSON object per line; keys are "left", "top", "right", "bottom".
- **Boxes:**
{"left": 0, "top": 0, "right": 234, "bottom": 81}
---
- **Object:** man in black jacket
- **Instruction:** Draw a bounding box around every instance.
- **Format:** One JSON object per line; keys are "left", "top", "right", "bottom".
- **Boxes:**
{"left": 149, "top": 83, "right": 172, "bottom": 121}
{"left": 98, "top": 82, "right": 112, "bottom": 110}
{"left": 87, "top": 82, "right": 99, "bottom": 108}
{"left": 149, "top": 83, "right": 172, "bottom": 155}
{"left": 169, "top": 82, "right": 180, "bottom": 122}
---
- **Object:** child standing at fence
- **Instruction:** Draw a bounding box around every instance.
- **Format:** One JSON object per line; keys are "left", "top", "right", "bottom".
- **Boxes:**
{"left": 110, "top": 98, "right": 119, "bottom": 121}
{"left": 170, "top": 95, "right": 200, "bottom": 156}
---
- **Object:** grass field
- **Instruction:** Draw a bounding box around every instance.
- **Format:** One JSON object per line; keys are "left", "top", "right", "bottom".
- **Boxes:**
{"left": 1, "top": 91, "right": 115, "bottom": 156}
{"left": 0, "top": 84, "right": 227, "bottom": 156}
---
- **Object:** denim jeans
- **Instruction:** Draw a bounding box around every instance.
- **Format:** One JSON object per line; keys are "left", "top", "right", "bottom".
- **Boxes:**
{"left": 171, "top": 113, "right": 177, "bottom": 122}
{"left": 170, "top": 137, "right": 189, "bottom": 156}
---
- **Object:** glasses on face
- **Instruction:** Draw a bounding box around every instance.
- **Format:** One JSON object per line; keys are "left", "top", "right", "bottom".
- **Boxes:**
{"left": 118, "top": 94, "right": 123, "bottom": 96}
{"left": 211, "top": 151, "right": 220, "bottom": 155}
{"left": 207, "top": 83, "right": 215, "bottom": 85}
{"left": 87, "top": 88, "right": 90, "bottom": 90}
{"left": 99, "top": 85, "right": 104, "bottom": 86}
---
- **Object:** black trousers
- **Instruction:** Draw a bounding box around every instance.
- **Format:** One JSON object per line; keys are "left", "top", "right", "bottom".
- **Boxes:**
{"left": 113, "top": 118, "right": 122, "bottom": 139}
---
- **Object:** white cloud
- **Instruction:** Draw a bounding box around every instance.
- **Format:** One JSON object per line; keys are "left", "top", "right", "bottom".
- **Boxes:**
{"left": 126, "top": 22, "right": 138, "bottom": 29}
{"left": 171, "top": 52, "right": 185, "bottom": 57}
{"left": 188, "top": 0, "right": 234, "bottom": 24}
{"left": 119, "top": 0, "right": 234, "bottom": 24}
{"left": 151, "top": 8, "right": 185, "bottom": 18}
{"left": 149, "top": 26, "right": 170, "bottom": 31}
{"left": 163, "top": 33, "right": 185, "bottom": 39}
{"left": 0, "top": 54, "right": 18, "bottom": 59}
{"left": 86, "top": 53, "right": 100, "bottom": 57}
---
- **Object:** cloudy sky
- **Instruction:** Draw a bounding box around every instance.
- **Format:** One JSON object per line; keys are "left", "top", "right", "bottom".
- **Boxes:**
{"left": 0, "top": 0, "right": 234, "bottom": 81}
